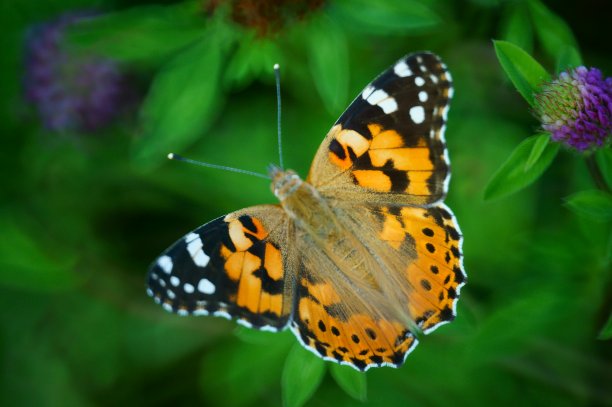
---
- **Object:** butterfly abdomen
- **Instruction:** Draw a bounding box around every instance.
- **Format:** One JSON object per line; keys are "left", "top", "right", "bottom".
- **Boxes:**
{"left": 273, "top": 170, "right": 340, "bottom": 241}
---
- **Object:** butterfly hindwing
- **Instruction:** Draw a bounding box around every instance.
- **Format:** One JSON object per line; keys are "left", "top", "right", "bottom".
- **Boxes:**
{"left": 353, "top": 202, "right": 466, "bottom": 333}
{"left": 147, "top": 205, "right": 295, "bottom": 331}
{"left": 287, "top": 200, "right": 465, "bottom": 371}
{"left": 291, "top": 275, "right": 419, "bottom": 371}
{"left": 308, "top": 52, "right": 453, "bottom": 206}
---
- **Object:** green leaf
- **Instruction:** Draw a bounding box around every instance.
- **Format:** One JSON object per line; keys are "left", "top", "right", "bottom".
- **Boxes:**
{"left": 564, "top": 190, "right": 612, "bottom": 222}
{"left": 484, "top": 134, "right": 560, "bottom": 200}
{"left": 493, "top": 40, "right": 550, "bottom": 106}
{"left": 469, "top": 291, "right": 563, "bottom": 359}
{"left": 329, "top": 363, "right": 367, "bottom": 402}
{"left": 282, "top": 345, "right": 326, "bottom": 407}
{"left": 501, "top": 4, "right": 534, "bottom": 54}
{"left": 201, "top": 334, "right": 293, "bottom": 407}
{"left": 329, "top": 0, "right": 441, "bottom": 35}
{"left": 234, "top": 326, "right": 279, "bottom": 345}
{"left": 598, "top": 311, "right": 612, "bottom": 340}
{"left": 528, "top": 0, "right": 579, "bottom": 59}
{"left": 133, "top": 22, "right": 233, "bottom": 168}
{"left": 224, "top": 36, "right": 283, "bottom": 88}
{"left": 524, "top": 133, "right": 550, "bottom": 171}
{"left": 67, "top": 2, "right": 206, "bottom": 65}
{"left": 305, "top": 15, "right": 349, "bottom": 114}
{"left": 555, "top": 45, "right": 583, "bottom": 73}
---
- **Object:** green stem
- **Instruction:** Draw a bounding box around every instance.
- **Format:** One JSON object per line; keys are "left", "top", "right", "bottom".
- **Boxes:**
{"left": 585, "top": 154, "right": 611, "bottom": 193}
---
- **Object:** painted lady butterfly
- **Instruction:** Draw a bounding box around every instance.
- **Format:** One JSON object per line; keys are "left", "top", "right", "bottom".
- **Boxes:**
{"left": 147, "top": 52, "right": 466, "bottom": 371}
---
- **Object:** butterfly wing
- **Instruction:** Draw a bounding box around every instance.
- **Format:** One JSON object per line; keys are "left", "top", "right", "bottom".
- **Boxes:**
{"left": 147, "top": 205, "right": 296, "bottom": 331}
{"left": 290, "top": 201, "right": 465, "bottom": 371}
{"left": 291, "top": 259, "right": 419, "bottom": 371}
{"left": 289, "top": 52, "right": 464, "bottom": 371}
{"left": 308, "top": 52, "right": 452, "bottom": 206}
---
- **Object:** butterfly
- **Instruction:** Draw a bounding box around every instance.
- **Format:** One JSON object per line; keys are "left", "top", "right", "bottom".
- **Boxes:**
{"left": 146, "top": 52, "right": 466, "bottom": 371}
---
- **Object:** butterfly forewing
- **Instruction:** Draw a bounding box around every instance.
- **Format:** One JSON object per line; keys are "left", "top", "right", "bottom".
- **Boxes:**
{"left": 308, "top": 52, "right": 453, "bottom": 206}
{"left": 147, "top": 205, "right": 295, "bottom": 331}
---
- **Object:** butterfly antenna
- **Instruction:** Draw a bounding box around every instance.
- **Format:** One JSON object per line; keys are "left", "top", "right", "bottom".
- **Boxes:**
{"left": 274, "top": 63, "right": 284, "bottom": 170}
{"left": 167, "top": 153, "right": 271, "bottom": 180}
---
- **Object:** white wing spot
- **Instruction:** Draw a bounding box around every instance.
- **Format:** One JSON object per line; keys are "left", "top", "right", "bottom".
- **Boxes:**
{"left": 415, "top": 76, "right": 425, "bottom": 86}
{"left": 162, "top": 303, "right": 173, "bottom": 312}
{"left": 170, "top": 276, "right": 180, "bottom": 286}
{"left": 214, "top": 310, "right": 231, "bottom": 320}
{"left": 198, "top": 278, "right": 216, "bottom": 294}
{"left": 177, "top": 309, "right": 189, "bottom": 316}
{"left": 146, "top": 288, "right": 153, "bottom": 297}
{"left": 429, "top": 74, "right": 439, "bottom": 84}
{"left": 237, "top": 319, "right": 253, "bottom": 328}
{"left": 184, "top": 283, "right": 195, "bottom": 293}
{"left": 185, "top": 232, "right": 199, "bottom": 243}
{"left": 157, "top": 255, "right": 173, "bottom": 274}
{"left": 260, "top": 325, "right": 278, "bottom": 332}
{"left": 194, "top": 251, "right": 210, "bottom": 267}
{"left": 361, "top": 85, "right": 375, "bottom": 100}
{"left": 440, "top": 123, "right": 448, "bottom": 142}
{"left": 159, "top": 279, "right": 166, "bottom": 288}
{"left": 167, "top": 289, "right": 176, "bottom": 299}
{"left": 378, "top": 98, "right": 398, "bottom": 113}
{"left": 418, "top": 91, "right": 428, "bottom": 102}
{"left": 193, "top": 309, "right": 209, "bottom": 316}
{"left": 409, "top": 106, "right": 425, "bottom": 124}
{"left": 366, "top": 89, "right": 388, "bottom": 105}
{"left": 186, "top": 234, "right": 210, "bottom": 267}
{"left": 364, "top": 88, "right": 398, "bottom": 113}
{"left": 394, "top": 60, "right": 412, "bottom": 77}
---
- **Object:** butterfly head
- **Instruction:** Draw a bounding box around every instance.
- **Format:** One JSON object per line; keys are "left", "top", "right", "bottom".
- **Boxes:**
{"left": 268, "top": 164, "right": 302, "bottom": 201}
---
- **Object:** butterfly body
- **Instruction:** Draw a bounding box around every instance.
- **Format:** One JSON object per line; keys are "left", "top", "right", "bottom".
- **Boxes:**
{"left": 147, "top": 52, "right": 466, "bottom": 371}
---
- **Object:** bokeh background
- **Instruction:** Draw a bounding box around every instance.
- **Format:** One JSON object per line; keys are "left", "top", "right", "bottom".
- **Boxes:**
{"left": 1, "top": 0, "right": 610, "bottom": 406}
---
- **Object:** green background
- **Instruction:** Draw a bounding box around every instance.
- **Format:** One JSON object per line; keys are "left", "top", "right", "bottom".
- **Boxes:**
{"left": 1, "top": 0, "right": 610, "bottom": 406}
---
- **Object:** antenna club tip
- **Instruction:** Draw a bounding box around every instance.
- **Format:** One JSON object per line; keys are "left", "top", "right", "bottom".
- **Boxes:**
{"left": 167, "top": 153, "right": 175, "bottom": 160}
{"left": 273, "top": 63, "right": 280, "bottom": 70}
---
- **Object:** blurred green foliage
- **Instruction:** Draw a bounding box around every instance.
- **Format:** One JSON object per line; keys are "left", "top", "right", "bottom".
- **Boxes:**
{"left": 1, "top": 0, "right": 610, "bottom": 406}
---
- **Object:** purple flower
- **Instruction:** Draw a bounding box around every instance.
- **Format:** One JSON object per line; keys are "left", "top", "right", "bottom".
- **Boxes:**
{"left": 23, "top": 12, "right": 132, "bottom": 133}
{"left": 534, "top": 66, "right": 612, "bottom": 151}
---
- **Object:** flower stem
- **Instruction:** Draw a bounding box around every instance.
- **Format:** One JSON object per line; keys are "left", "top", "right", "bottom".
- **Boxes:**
{"left": 585, "top": 154, "right": 611, "bottom": 193}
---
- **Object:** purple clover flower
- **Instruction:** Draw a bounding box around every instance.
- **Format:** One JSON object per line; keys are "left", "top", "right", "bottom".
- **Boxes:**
{"left": 24, "top": 12, "right": 132, "bottom": 133}
{"left": 534, "top": 66, "right": 612, "bottom": 151}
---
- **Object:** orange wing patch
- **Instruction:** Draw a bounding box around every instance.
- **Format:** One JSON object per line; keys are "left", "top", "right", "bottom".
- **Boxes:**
{"left": 220, "top": 214, "right": 286, "bottom": 319}
{"left": 403, "top": 205, "right": 465, "bottom": 332}
{"left": 328, "top": 128, "right": 370, "bottom": 170}
{"left": 373, "top": 204, "right": 465, "bottom": 333}
{"left": 324, "top": 123, "right": 439, "bottom": 196}
{"left": 352, "top": 169, "right": 392, "bottom": 192}
{"left": 194, "top": 209, "right": 290, "bottom": 330}
{"left": 292, "top": 280, "right": 417, "bottom": 371}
